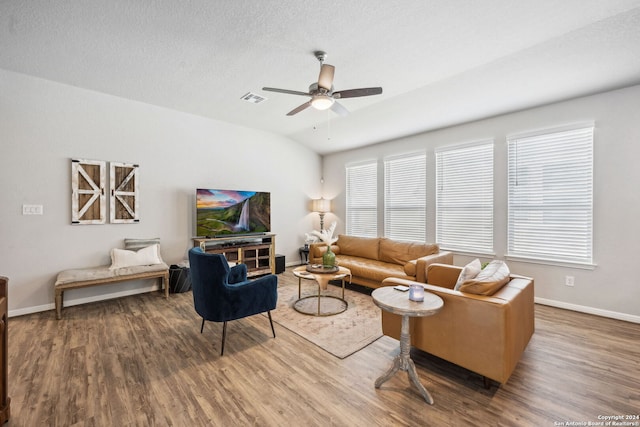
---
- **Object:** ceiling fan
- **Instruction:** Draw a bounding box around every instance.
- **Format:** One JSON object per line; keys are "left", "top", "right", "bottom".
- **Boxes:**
{"left": 262, "top": 51, "right": 383, "bottom": 117}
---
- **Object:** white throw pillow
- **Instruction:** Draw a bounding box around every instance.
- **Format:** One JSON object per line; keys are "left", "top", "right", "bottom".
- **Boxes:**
{"left": 458, "top": 260, "right": 511, "bottom": 295}
{"left": 454, "top": 258, "right": 482, "bottom": 291}
{"left": 109, "top": 244, "right": 163, "bottom": 270}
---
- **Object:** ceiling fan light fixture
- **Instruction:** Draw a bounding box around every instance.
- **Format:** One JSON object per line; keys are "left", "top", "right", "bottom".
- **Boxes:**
{"left": 311, "top": 94, "right": 335, "bottom": 110}
{"left": 262, "top": 50, "right": 382, "bottom": 116}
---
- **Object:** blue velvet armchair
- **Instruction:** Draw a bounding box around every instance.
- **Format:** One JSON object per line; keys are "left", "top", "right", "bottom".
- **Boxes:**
{"left": 188, "top": 247, "right": 278, "bottom": 355}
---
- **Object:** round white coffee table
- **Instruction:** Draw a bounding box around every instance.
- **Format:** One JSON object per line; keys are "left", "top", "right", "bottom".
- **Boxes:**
{"left": 292, "top": 265, "right": 351, "bottom": 316}
{"left": 371, "top": 285, "right": 444, "bottom": 404}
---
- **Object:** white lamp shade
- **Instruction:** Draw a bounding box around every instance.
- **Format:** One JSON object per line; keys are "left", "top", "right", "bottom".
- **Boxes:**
{"left": 311, "top": 198, "right": 331, "bottom": 213}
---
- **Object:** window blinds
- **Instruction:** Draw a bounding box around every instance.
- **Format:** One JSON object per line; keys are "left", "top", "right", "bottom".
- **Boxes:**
{"left": 507, "top": 126, "right": 593, "bottom": 265}
{"left": 346, "top": 161, "right": 378, "bottom": 237}
{"left": 435, "top": 141, "right": 494, "bottom": 253}
{"left": 384, "top": 153, "right": 427, "bottom": 242}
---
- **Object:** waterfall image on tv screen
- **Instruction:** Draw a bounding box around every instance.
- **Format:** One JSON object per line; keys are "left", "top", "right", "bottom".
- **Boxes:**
{"left": 196, "top": 189, "right": 271, "bottom": 237}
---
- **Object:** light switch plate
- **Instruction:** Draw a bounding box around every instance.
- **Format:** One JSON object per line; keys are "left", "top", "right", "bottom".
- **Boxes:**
{"left": 22, "top": 204, "right": 43, "bottom": 215}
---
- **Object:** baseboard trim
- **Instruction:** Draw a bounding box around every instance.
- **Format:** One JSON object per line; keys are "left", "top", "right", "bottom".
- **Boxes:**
{"left": 10, "top": 303, "right": 53, "bottom": 317}
{"left": 9, "top": 284, "right": 160, "bottom": 318}
{"left": 11, "top": 288, "right": 640, "bottom": 324}
{"left": 535, "top": 297, "right": 640, "bottom": 324}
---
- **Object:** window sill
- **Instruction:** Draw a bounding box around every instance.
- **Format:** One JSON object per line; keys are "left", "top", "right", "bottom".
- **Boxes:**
{"left": 441, "top": 248, "right": 496, "bottom": 259}
{"left": 505, "top": 255, "right": 597, "bottom": 270}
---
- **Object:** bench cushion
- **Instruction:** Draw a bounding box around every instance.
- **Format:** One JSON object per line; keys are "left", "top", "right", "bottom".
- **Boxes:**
{"left": 55, "top": 263, "right": 169, "bottom": 286}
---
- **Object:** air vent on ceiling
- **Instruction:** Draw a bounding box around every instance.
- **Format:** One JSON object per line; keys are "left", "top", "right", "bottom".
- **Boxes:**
{"left": 241, "top": 92, "right": 267, "bottom": 104}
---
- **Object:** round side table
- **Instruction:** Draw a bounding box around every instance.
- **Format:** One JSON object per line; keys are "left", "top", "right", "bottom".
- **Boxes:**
{"left": 371, "top": 285, "right": 443, "bottom": 404}
{"left": 292, "top": 266, "right": 351, "bottom": 316}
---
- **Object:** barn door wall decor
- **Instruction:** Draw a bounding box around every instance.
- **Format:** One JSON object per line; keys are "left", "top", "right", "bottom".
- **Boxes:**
{"left": 71, "top": 159, "right": 106, "bottom": 224}
{"left": 110, "top": 162, "right": 140, "bottom": 223}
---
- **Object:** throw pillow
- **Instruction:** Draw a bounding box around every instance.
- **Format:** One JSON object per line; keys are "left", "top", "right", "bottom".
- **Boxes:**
{"left": 403, "top": 260, "right": 417, "bottom": 277}
{"left": 458, "top": 260, "right": 510, "bottom": 295}
{"left": 110, "top": 244, "right": 163, "bottom": 270}
{"left": 454, "top": 258, "right": 482, "bottom": 291}
{"left": 124, "top": 237, "right": 161, "bottom": 251}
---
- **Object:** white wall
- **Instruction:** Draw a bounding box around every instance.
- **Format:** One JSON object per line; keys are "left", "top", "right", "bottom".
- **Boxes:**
{"left": 0, "top": 69, "right": 323, "bottom": 316}
{"left": 323, "top": 85, "right": 640, "bottom": 322}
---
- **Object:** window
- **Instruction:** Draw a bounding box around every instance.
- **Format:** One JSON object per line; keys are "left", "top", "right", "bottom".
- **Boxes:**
{"left": 435, "top": 141, "right": 494, "bottom": 253}
{"left": 346, "top": 161, "right": 377, "bottom": 237}
{"left": 384, "top": 152, "right": 426, "bottom": 242}
{"left": 507, "top": 125, "right": 594, "bottom": 265}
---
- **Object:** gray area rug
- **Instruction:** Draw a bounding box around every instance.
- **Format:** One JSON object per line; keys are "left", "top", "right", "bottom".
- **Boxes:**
{"left": 270, "top": 270, "right": 383, "bottom": 359}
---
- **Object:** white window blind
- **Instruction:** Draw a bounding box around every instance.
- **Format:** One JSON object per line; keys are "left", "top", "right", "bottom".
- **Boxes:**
{"left": 384, "top": 153, "right": 426, "bottom": 242}
{"left": 435, "top": 141, "right": 494, "bottom": 253}
{"left": 346, "top": 161, "right": 377, "bottom": 237}
{"left": 507, "top": 125, "right": 594, "bottom": 265}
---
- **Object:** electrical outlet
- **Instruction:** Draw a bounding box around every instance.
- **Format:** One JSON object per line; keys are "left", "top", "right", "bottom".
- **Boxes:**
{"left": 565, "top": 276, "right": 575, "bottom": 287}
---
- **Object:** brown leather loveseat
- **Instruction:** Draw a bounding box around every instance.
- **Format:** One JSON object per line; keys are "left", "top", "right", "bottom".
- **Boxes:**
{"left": 381, "top": 263, "right": 534, "bottom": 385}
{"left": 309, "top": 235, "right": 453, "bottom": 288}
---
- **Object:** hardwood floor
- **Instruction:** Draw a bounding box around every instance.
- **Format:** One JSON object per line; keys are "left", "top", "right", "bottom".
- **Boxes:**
{"left": 7, "top": 269, "right": 640, "bottom": 426}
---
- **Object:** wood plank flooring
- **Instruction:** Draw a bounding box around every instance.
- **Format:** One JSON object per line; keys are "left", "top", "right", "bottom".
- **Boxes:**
{"left": 7, "top": 268, "right": 640, "bottom": 426}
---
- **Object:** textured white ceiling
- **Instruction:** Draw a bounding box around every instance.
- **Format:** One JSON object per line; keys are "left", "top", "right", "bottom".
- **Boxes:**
{"left": 2, "top": 1, "right": 640, "bottom": 154}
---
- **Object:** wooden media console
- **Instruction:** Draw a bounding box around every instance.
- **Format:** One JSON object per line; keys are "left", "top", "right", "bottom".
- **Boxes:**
{"left": 193, "top": 234, "right": 276, "bottom": 277}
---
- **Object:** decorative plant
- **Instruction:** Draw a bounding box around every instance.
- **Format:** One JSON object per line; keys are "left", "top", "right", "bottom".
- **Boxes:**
{"left": 310, "top": 221, "right": 338, "bottom": 246}
{"left": 304, "top": 233, "right": 319, "bottom": 245}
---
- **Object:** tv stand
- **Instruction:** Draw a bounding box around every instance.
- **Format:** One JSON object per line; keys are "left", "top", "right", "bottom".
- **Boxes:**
{"left": 193, "top": 234, "right": 276, "bottom": 277}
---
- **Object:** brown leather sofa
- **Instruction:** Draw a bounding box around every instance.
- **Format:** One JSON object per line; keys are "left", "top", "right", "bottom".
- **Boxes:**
{"left": 309, "top": 235, "right": 453, "bottom": 288}
{"left": 381, "top": 263, "right": 534, "bottom": 384}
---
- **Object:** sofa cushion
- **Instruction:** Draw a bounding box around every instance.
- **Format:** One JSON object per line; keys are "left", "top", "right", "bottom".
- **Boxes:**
{"left": 310, "top": 244, "right": 340, "bottom": 259}
{"left": 379, "top": 238, "right": 439, "bottom": 265}
{"left": 454, "top": 258, "right": 482, "bottom": 291}
{"left": 458, "top": 260, "right": 510, "bottom": 295}
{"left": 336, "top": 235, "right": 379, "bottom": 260}
{"left": 335, "top": 255, "right": 409, "bottom": 282}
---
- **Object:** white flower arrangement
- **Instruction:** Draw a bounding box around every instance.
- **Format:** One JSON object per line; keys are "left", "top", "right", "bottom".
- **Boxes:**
{"left": 304, "top": 233, "right": 319, "bottom": 244}
{"left": 310, "top": 221, "right": 338, "bottom": 246}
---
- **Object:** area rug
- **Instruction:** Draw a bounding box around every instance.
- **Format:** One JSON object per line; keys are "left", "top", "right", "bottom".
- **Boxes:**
{"left": 269, "top": 270, "right": 383, "bottom": 359}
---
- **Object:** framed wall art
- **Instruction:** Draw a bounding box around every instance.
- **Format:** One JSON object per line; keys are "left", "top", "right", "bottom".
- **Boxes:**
{"left": 71, "top": 159, "right": 106, "bottom": 224}
{"left": 109, "top": 162, "right": 140, "bottom": 223}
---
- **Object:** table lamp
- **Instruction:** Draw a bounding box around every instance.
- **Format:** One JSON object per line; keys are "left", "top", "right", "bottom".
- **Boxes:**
{"left": 311, "top": 198, "right": 331, "bottom": 231}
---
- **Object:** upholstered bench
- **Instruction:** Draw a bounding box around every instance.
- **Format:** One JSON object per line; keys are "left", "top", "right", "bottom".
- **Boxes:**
{"left": 54, "top": 264, "right": 169, "bottom": 319}
{"left": 54, "top": 238, "right": 170, "bottom": 319}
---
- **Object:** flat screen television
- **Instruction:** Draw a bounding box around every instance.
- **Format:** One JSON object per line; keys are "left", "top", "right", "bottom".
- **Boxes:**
{"left": 196, "top": 188, "right": 271, "bottom": 238}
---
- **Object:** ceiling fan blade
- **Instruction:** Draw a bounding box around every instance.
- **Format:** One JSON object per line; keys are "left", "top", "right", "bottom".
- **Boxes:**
{"left": 333, "top": 87, "right": 383, "bottom": 99}
{"left": 330, "top": 101, "right": 349, "bottom": 117}
{"left": 262, "top": 87, "right": 310, "bottom": 97}
{"left": 287, "top": 101, "right": 312, "bottom": 116}
{"left": 317, "top": 64, "right": 335, "bottom": 90}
